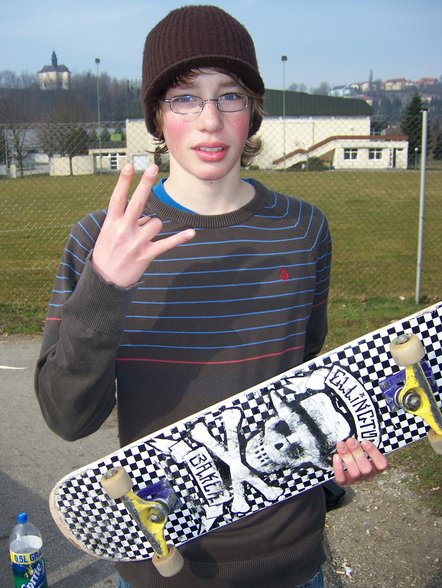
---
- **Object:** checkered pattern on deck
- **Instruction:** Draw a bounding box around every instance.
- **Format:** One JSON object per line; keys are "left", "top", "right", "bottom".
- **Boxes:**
{"left": 319, "top": 304, "right": 442, "bottom": 454}
{"left": 52, "top": 302, "right": 442, "bottom": 561}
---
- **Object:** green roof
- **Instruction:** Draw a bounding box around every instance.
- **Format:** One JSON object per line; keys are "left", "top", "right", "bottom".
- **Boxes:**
{"left": 264, "top": 89, "right": 372, "bottom": 117}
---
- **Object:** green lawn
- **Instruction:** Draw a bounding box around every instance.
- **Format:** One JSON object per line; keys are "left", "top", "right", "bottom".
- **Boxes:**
{"left": 0, "top": 169, "right": 441, "bottom": 335}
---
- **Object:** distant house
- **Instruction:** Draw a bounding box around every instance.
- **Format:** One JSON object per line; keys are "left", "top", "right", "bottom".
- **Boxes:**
{"left": 383, "top": 78, "right": 415, "bottom": 92}
{"left": 348, "top": 81, "right": 372, "bottom": 93}
{"left": 416, "top": 77, "right": 438, "bottom": 88}
{"left": 38, "top": 51, "right": 71, "bottom": 90}
{"left": 329, "top": 85, "right": 354, "bottom": 98}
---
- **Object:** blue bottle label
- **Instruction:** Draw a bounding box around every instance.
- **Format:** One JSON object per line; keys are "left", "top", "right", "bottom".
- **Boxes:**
{"left": 10, "top": 553, "right": 48, "bottom": 588}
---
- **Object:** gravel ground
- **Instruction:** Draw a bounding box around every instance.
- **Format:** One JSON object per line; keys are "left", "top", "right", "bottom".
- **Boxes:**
{"left": 322, "top": 465, "right": 441, "bottom": 588}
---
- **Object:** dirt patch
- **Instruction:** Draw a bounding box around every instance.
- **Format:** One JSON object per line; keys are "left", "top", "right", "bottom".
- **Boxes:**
{"left": 322, "top": 465, "right": 441, "bottom": 587}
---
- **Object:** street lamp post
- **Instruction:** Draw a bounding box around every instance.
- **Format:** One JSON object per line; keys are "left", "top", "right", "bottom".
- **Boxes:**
{"left": 95, "top": 57, "right": 102, "bottom": 174}
{"left": 281, "top": 55, "right": 288, "bottom": 168}
{"left": 3, "top": 126, "right": 9, "bottom": 174}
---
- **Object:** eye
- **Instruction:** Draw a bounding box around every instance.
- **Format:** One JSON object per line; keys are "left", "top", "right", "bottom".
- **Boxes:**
{"left": 274, "top": 420, "right": 292, "bottom": 436}
{"left": 173, "top": 95, "right": 199, "bottom": 104}
{"left": 219, "top": 93, "right": 242, "bottom": 102}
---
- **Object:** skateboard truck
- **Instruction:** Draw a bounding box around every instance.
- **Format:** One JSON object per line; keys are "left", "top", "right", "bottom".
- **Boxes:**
{"left": 100, "top": 468, "right": 184, "bottom": 577}
{"left": 382, "top": 333, "right": 442, "bottom": 455}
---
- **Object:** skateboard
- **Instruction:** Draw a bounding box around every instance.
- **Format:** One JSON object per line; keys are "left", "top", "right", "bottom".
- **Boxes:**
{"left": 50, "top": 301, "right": 442, "bottom": 576}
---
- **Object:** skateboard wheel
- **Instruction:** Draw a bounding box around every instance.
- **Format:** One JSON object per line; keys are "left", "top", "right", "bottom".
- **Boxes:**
{"left": 100, "top": 467, "right": 133, "bottom": 499}
{"left": 152, "top": 545, "right": 185, "bottom": 577}
{"left": 428, "top": 430, "right": 442, "bottom": 455}
{"left": 390, "top": 334, "right": 425, "bottom": 366}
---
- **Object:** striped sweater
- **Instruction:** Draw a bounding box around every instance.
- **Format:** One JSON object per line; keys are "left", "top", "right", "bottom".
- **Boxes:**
{"left": 35, "top": 179, "right": 331, "bottom": 588}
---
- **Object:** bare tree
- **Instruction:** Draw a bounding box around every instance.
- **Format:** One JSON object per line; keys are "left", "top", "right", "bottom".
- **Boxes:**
{"left": 0, "top": 92, "right": 31, "bottom": 176}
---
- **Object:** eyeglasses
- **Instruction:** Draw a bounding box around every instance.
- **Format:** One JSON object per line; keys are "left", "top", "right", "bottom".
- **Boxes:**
{"left": 161, "top": 93, "right": 250, "bottom": 115}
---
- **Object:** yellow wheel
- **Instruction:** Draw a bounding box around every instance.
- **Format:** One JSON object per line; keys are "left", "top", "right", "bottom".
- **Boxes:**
{"left": 390, "top": 334, "right": 425, "bottom": 366}
{"left": 100, "top": 467, "right": 133, "bottom": 499}
{"left": 428, "top": 430, "right": 442, "bottom": 455}
{"left": 152, "top": 545, "right": 185, "bottom": 577}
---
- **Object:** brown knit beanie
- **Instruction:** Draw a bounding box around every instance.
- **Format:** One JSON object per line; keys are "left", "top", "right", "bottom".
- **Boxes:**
{"left": 142, "top": 5, "right": 265, "bottom": 138}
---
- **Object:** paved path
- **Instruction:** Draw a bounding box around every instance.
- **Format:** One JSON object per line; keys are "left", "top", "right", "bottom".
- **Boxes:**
{"left": 0, "top": 336, "right": 119, "bottom": 587}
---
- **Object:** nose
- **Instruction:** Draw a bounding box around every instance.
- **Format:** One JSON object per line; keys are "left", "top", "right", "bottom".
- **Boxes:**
{"left": 196, "top": 100, "right": 224, "bottom": 132}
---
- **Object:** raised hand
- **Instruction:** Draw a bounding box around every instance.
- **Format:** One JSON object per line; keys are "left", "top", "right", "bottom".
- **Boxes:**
{"left": 91, "top": 163, "right": 195, "bottom": 287}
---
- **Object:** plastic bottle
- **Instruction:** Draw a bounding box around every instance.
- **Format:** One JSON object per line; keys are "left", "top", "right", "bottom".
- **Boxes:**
{"left": 9, "top": 513, "right": 48, "bottom": 588}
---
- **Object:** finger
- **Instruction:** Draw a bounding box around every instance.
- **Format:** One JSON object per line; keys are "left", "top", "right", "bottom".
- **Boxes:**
{"left": 148, "top": 227, "right": 196, "bottom": 259}
{"left": 361, "top": 440, "right": 388, "bottom": 473}
{"left": 332, "top": 453, "right": 350, "bottom": 487}
{"left": 138, "top": 216, "right": 152, "bottom": 226}
{"left": 336, "top": 438, "right": 368, "bottom": 483}
{"left": 125, "top": 164, "right": 158, "bottom": 223}
{"left": 138, "top": 216, "right": 165, "bottom": 243}
{"left": 106, "top": 163, "right": 134, "bottom": 220}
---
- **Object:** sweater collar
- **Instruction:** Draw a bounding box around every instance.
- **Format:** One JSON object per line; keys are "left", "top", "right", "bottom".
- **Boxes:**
{"left": 145, "top": 179, "right": 270, "bottom": 229}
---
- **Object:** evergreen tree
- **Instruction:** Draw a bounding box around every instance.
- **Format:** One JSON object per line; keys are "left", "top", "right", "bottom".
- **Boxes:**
{"left": 400, "top": 93, "right": 424, "bottom": 166}
{"left": 433, "top": 130, "right": 442, "bottom": 160}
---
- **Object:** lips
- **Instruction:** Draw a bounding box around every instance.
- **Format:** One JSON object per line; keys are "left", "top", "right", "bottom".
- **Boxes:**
{"left": 192, "top": 142, "right": 228, "bottom": 162}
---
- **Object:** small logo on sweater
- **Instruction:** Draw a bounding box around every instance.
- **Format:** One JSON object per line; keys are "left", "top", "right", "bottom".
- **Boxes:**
{"left": 280, "top": 267, "right": 290, "bottom": 281}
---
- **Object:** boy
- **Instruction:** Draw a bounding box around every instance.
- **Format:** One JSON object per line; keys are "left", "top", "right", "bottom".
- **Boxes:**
{"left": 35, "top": 6, "right": 387, "bottom": 588}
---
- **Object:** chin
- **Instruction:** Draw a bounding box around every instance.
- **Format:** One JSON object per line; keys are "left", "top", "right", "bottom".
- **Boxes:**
{"left": 196, "top": 164, "right": 238, "bottom": 183}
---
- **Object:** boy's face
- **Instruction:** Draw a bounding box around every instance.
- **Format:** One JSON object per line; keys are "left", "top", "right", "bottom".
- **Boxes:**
{"left": 159, "top": 69, "right": 251, "bottom": 184}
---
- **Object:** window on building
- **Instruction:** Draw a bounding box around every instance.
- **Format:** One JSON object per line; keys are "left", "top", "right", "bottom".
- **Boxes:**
{"left": 369, "top": 148, "right": 383, "bottom": 160}
{"left": 110, "top": 154, "right": 118, "bottom": 171}
{"left": 109, "top": 153, "right": 126, "bottom": 171}
{"left": 344, "top": 148, "right": 358, "bottom": 160}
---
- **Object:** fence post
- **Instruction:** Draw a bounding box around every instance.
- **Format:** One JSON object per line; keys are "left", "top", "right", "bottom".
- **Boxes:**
{"left": 415, "top": 108, "right": 428, "bottom": 305}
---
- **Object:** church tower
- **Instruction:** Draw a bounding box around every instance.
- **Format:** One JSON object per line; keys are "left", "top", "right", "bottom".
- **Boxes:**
{"left": 38, "top": 51, "right": 71, "bottom": 90}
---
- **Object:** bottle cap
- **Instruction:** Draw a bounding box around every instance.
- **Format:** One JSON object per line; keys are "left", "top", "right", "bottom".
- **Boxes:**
{"left": 17, "top": 513, "right": 27, "bottom": 524}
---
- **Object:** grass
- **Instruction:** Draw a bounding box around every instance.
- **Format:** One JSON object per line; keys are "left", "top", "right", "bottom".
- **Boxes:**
{"left": 2, "top": 170, "right": 441, "bottom": 315}
{"left": 0, "top": 169, "right": 440, "bottom": 335}
{"left": 1, "top": 169, "right": 440, "bottom": 335}
{"left": 325, "top": 296, "right": 438, "bottom": 349}
{"left": 1, "top": 169, "right": 441, "bottom": 511}
{"left": 0, "top": 302, "right": 46, "bottom": 334}
{"left": 1, "top": 174, "right": 116, "bottom": 334}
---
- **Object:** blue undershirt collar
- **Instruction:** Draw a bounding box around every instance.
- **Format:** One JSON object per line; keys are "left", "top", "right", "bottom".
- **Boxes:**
{"left": 152, "top": 178, "right": 194, "bottom": 213}
{"left": 152, "top": 177, "right": 254, "bottom": 214}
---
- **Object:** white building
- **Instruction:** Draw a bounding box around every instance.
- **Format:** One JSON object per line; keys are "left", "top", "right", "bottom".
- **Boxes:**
{"left": 268, "top": 120, "right": 407, "bottom": 170}
{"left": 39, "top": 51, "right": 71, "bottom": 91}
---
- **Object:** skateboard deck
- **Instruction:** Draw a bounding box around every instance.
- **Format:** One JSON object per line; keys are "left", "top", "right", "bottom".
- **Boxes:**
{"left": 50, "top": 301, "right": 442, "bottom": 565}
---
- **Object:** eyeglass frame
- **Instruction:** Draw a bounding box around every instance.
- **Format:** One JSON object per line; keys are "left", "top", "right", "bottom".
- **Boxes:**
{"left": 160, "top": 93, "right": 251, "bottom": 115}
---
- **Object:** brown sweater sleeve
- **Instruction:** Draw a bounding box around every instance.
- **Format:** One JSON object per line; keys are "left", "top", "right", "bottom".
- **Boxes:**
{"left": 34, "top": 255, "right": 136, "bottom": 441}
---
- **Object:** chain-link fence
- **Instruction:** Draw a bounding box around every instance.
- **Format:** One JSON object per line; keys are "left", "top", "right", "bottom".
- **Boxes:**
{"left": 1, "top": 112, "right": 441, "bottom": 324}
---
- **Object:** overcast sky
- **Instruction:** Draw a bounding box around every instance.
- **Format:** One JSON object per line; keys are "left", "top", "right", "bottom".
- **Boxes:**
{"left": 1, "top": 0, "right": 440, "bottom": 91}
